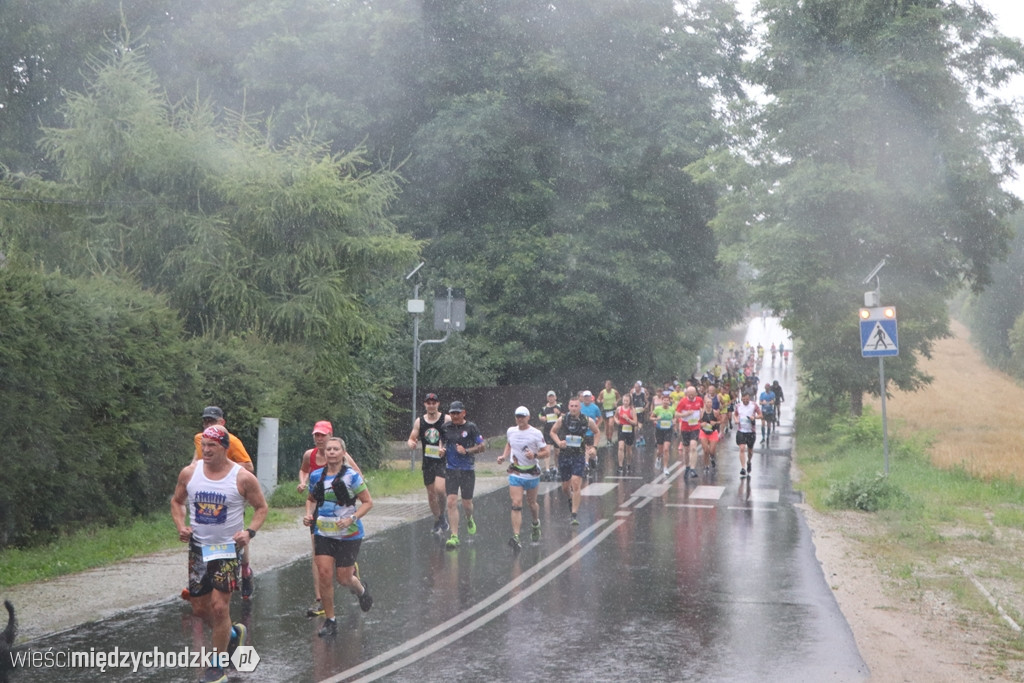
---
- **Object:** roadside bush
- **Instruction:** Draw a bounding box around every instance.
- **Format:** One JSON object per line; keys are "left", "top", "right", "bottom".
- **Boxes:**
{"left": 825, "top": 473, "right": 909, "bottom": 512}
{"left": 0, "top": 268, "right": 195, "bottom": 548}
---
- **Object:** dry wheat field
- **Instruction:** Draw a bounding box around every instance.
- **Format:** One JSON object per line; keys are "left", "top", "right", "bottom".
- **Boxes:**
{"left": 867, "top": 319, "right": 1024, "bottom": 482}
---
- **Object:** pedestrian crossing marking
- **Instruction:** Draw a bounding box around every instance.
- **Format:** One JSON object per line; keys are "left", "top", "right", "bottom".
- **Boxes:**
{"left": 633, "top": 483, "right": 671, "bottom": 498}
{"left": 749, "top": 488, "right": 780, "bottom": 503}
{"left": 581, "top": 482, "right": 618, "bottom": 496}
{"left": 689, "top": 485, "right": 726, "bottom": 500}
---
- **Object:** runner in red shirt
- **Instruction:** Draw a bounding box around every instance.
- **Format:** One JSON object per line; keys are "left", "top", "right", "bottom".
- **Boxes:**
{"left": 674, "top": 387, "right": 702, "bottom": 479}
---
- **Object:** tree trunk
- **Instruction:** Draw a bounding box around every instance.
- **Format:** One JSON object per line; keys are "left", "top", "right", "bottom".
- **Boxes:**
{"left": 849, "top": 390, "right": 863, "bottom": 417}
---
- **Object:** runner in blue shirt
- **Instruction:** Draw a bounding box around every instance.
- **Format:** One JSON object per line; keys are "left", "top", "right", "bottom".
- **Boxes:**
{"left": 579, "top": 390, "right": 603, "bottom": 472}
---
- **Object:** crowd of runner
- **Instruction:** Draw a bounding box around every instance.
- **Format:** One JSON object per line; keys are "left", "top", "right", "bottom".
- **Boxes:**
{"left": 175, "top": 340, "right": 789, "bottom": 682}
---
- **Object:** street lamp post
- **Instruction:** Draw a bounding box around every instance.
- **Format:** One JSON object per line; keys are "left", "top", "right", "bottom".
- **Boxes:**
{"left": 406, "top": 262, "right": 426, "bottom": 471}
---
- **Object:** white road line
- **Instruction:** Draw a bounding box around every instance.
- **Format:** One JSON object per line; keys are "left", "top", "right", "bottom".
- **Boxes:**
{"left": 726, "top": 506, "right": 778, "bottom": 512}
{"left": 319, "top": 520, "right": 609, "bottom": 683}
{"left": 341, "top": 519, "right": 627, "bottom": 683}
{"left": 665, "top": 503, "right": 715, "bottom": 509}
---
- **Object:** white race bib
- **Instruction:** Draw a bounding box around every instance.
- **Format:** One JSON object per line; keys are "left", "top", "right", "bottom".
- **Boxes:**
{"left": 316, "top": 515, "right": 350, "bottom": 539}
{"left": 621, "top": 424, "right": 633, "bottom": 433}
{"left": 424, "top": 444, "right": 441, "bottom": 458}
{"left": 546, "top": 413, "right": 558, "bottom": 423}
{"left": 658, "top": 419, "right": 672, "bottom": 430}
{"left": 200, "top": 541, "right": 236, "bottom": 562}
{"left": 565, "top": 434, "right": 583, "bottom": 448}
{"left": 604, "top": 410, "right": 614, "bottom": 418}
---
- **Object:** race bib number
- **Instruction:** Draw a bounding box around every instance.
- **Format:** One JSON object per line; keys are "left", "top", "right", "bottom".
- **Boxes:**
{"left": 621, "top": 424, "right": 633, "bottom": 433}
{"left": 565, "top": 434, "right": 583, "bottom": 448}
{"left": 200, "top": 542, "right": 236, "bottom": 562}
{"left": 604, "top": 410, "right": 614, "bottom": 418}
{"left": 658, "top": 419, "right": 672, "bottom": 430}
{"left": 424, "top": 444, "right": 441, "bottom": 458}
{"left": 316, "top": 516, "right": 349, "bottom": 538}
{"left": 546, "top": 413, "right": 558, "bottom": 423}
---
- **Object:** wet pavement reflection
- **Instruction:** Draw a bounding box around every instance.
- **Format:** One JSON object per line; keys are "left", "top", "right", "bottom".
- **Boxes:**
{"left": 13, "top": 318, "right": 868, "bottom": 682}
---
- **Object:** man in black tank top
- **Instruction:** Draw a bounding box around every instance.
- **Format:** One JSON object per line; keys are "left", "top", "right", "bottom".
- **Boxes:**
{"left": 549, "top": 398, "right": 599, "bottom": 526}
{"left": 406, "top": 392, "right": 451, "bottom": 534}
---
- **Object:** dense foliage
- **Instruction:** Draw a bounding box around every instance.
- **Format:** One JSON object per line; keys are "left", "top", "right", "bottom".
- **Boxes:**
{"left": 2, "top": 0, "right": 1022, "bottom": 546}
{"left": 963, "top": 215, "right": 1024, "bottom": 374}
{"left": 703, "top": 0, "right": 1024, "bottom": 413}
{"left": 0, "top": 267, "right": 194, "bottom": 546}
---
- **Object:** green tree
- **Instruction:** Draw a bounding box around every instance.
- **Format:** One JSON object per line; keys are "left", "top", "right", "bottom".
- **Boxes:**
{"left": 964, "top": 215, "right": 1024, "bottom": 368}
{"left": 706, "top": 0, "right": 1024, "bottom": 412}
{"left": 402, "top": 0, "right": 750, "bottom": 384}
{"left": 3, "top": 38, "right": 420, "bottom": 355}
{"left": 0, "top": 0, "right": 178, "bottom": 172}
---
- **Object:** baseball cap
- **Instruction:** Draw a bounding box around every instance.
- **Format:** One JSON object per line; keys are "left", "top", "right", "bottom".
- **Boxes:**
{"left": 424, "top": 392, "right": 439, "bottom": 402}
{"left": 546, "top": 390, "right": 556, "bottom": 397}
{"left": 581, "top": 390, "right": 593, "bottom": 398}
{"left": 635, "top": 380, "right": 642, "bottom": 386}
{"left": 448, "top": 400, "right": 465, "bottom": 413}
{"left": 312, "top": 420, "right": 333, "bottom": 435}
{"left": 514, "top": 406, "right": 530, "bottom": 417}
{"left": 201, "top": 406, "right": 224, "bottom": 419}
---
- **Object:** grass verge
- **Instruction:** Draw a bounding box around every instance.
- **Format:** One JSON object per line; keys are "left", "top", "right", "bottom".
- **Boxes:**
{"left": 796, "top": 404, "right": 1024, "bottom": 667}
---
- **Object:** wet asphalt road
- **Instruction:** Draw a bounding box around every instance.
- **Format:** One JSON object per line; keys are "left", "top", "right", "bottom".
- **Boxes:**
{"left": 14, "top": 318, "right": 868, "bottom": 682}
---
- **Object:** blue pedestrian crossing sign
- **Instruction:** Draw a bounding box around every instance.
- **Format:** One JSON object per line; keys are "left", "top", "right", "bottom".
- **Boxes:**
{"left": 859, "top": 307, "right": 898, "bottom": 358}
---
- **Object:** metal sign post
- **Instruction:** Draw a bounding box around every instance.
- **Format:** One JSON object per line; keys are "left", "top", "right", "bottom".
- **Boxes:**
{"left": 406, "top": 268, "right": 466, "bottom": 470}
{"left": 860, "top": 260, "right": 897, "bottom": 474}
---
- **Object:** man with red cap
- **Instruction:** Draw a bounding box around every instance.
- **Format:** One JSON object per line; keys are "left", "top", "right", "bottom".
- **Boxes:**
{"left": 172, "top": 424, "right": 267, "bottom": 683}
{"left": 298, "top": 420, "right": 362, "bottom": 617}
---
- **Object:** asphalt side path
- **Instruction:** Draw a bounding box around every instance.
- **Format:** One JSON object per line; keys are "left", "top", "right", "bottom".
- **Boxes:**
{"left": 3, "top": 456, "right": 510, "bottom": 643}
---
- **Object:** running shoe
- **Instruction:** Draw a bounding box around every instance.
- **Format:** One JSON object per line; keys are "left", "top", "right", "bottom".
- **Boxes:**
{"left": 531, "top": 521, "right": 542, "bottom": 542}
{"left": 445, "top": 534, "right": 460, "bottom": 550}
{"left": 466, "top": 516, "right": 477, "bottom": 535}
{"left": 747, "top": 459, "right": 753, "bottom": 473}
{"left": 663, "top": 467, "right": 670, "bottom": 477}
{"left": 228, "top": 622, "right": 246, "bottom": 661}
{"left": 318, "top": 619, "right": 338, "bottom": 637}
{"left": 711, "top": 457, "right": 717, "bottom": 469}
{"left": 685, "top": 467, "right": 697, "bottom": 479}
{"left": 306, "top": 600, "right": 325, "bottom": 617}
{"left": 616, "top": 466, "right": 624, "bottom": 475}
{"left": 358, "top": 581, "right": 373, "bottom": 613}
{"left": 740, "top": 468, "right": 747, "bottom": 478}
{"left": 432, "top": 518, "right": 442, "bottom": 534}
{"left": 240, "top": 565, "right": 254, "bottom": 600}
{"left": 508, "top": 535, "right": 522, "bottom": 552}
{"left": 438, "top": 514, "right": 450, "bottom": 534}
{"left": 199, "top": 666, "right": 227, "bottom": 683}
{"left": 570, "top": 513, "right": 579, "bottom": 526}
